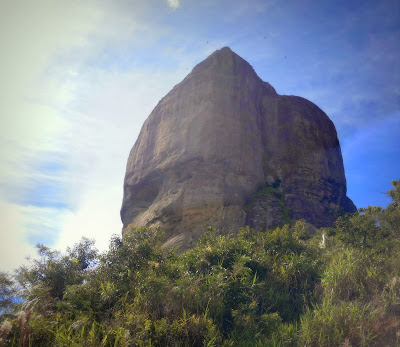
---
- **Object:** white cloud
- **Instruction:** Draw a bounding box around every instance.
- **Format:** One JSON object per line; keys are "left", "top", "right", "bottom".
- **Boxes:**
{"left": 0, "top": 1, "right": 154, "bottom": 269}
{"left": 55, "top": 184, "right": 122, "bottom": 254}
{"left": 167, "top": 0, "right": 180, "bottom": 9}
{"left": 0, "top": 0, "right": 198, "bottom": 272}
{"left": 0, "top": 200, "right": 38, "bottom": 272}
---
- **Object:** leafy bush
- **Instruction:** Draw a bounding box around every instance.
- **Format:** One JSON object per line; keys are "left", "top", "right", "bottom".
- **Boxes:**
{"left": 0, "top": 180, "right": 398, "bottom": 346}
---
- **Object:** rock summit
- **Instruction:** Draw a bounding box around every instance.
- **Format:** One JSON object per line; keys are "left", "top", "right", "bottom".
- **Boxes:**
{"left": 121, "top": 47, "right": 356, "bottom": 250}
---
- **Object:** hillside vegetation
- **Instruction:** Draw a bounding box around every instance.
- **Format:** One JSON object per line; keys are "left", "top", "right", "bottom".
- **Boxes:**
{"left": 1, "top": 180, "right": 399, "bottom": 346}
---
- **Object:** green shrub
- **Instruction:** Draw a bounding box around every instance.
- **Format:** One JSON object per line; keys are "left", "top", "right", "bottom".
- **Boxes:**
{"left": 3, "top": 180, "right": 399, "bottom": 346}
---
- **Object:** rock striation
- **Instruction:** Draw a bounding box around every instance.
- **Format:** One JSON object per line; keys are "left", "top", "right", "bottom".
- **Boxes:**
{"left": 121, "top": 47, "right": 356, "bottom": 250}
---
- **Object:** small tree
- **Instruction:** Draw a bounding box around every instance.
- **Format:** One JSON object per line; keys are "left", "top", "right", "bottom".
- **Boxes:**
{"left": 16, "top": 238, "right": 98, "bottom": 313}
{"left": 336, "top": 180, "right": 400, "bottom": 253}
{"left": 0, "top": 272, "right": 17, "bottom": 316}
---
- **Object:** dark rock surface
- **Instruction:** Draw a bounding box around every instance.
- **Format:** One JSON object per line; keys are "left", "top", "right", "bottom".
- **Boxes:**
{"left": 121, "top": 47, "right": 356, "bottom": 250}
{"left": 246, "top": 196, "right": 284, "bottom": 231}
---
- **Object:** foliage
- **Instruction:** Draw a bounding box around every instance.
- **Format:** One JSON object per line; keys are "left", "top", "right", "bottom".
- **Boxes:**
{"left": 15, "top": 237, "right": 98, "bottom": 314}
{"left": 336, "top": 180, "right": 400, "bottom": 253}
{"left": 0, "top": 180, "right": 399, "bottom": 346}
{"left": 0, "top": 273, "right": 17, "bottom": 316}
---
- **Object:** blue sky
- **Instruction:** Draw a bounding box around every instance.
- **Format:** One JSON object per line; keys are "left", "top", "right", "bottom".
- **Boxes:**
{"left": 0, "top": 0, "right": 399, "bottom": 271}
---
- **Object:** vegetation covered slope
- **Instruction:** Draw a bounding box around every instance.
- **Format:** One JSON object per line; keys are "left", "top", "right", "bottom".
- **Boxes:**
{"left": 0, "top": 180, "right": 399, "bottom": 346}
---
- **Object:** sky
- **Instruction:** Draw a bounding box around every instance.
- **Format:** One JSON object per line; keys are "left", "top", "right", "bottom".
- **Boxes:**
{"left": 0, "top": 0, "right": 399, "bottom": 272}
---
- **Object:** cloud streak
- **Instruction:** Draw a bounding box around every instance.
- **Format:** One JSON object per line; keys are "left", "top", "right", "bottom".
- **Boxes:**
{"left": 0, "top": 0, "right": 192, "bottom": 271}
{"left": 167, "top": 0, "right": 180, "bottom": 9}
{"left": 0, "top": 1, "right": 136, "bottom": 269}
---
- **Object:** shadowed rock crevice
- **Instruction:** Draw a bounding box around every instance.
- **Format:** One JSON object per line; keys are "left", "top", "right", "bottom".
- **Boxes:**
{"left": 121, "top": 47, "right": 356, "bottom": 250}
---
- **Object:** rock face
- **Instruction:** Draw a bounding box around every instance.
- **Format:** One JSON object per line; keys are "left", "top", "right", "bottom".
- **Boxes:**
{"left": 121, "top": 47, "right": 356, "bottom": 250}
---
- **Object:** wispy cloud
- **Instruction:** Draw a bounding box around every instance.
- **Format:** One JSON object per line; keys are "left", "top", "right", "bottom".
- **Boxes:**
{"left": 0, "top": 0, "right": 192, "bottom": 271}
{"left": 0, "top": 201, "right": 58, "bottom": 271}
{"left": 167, "top": 0, "right": 180, "bottom": 9}
{"left": 0, "top": 0, "right": 154, "bottom": 269}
